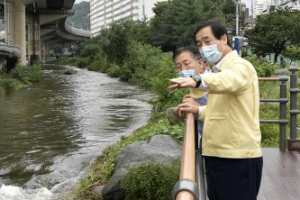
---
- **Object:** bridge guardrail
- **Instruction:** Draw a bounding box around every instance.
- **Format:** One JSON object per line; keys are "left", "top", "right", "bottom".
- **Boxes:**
{"left": 65, "top": 23, "right": 90, "bottom": 37}
{"left": 39, "top": 9, "right": 74, "bottom": 15}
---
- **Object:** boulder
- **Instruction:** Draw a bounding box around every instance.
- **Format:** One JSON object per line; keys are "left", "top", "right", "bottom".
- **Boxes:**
{"left": 100, "top": 135, "right": 182, "bottom": 200}
{"left": 166, "top": 107, "right": 184, "bottom": 125}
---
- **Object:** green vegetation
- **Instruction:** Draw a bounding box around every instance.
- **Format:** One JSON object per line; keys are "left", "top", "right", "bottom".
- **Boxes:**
{"left": 248, "top": 8, "right": 300, "bottom": 63}
{"left": 282, "top": 46, "right": 300, "bottom": 61}
{"left": 11, "top": 64, "right": 43, "bottom": 84}
{"left": 0, "top": 64, "right": 43, "bottom": 96}
{"left": 148, "top": 0, "right": 235, "bottom": 51}
{"left": 121, "top": 160, "right": 181, "bottom": 200}
{"left": 54, "top": 69, "right": 78, "bottom": 75}
{"left": 243, "top": 56, "right": 275, "bottom": 77}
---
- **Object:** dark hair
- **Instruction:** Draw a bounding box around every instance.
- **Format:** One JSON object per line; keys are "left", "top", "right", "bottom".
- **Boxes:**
{"left": 173, "top": 45, "right": 202, "bottom": 63}
{"left": 193, "top": 20, "right": 232, "bottom": 48}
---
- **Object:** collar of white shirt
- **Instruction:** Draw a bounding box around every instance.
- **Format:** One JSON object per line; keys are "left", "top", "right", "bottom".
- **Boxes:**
{"left": 212, "top": 53, "right": 230, "bottom": 72}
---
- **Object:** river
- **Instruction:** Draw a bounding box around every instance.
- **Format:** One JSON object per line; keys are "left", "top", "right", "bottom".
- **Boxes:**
{"left": 0, "top": 65, "right": 154, "bottom": 200}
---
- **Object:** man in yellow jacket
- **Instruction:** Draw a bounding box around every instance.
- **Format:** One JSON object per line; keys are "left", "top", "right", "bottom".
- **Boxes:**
{"left": 169, "top": 20, "right": 263, "bottom": 200}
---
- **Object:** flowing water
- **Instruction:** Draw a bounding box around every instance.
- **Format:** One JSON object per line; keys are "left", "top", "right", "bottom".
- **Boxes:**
{"left": 0, "top": 65, "right": 154, "bottom": 200}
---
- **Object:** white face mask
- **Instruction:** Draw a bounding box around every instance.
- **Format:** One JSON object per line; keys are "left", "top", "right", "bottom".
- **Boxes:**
{"left": 200, "top": 43, "right": 222, "bottom": 64}
{"left": 178, "top": 69, "right": 195, "bottom": 77}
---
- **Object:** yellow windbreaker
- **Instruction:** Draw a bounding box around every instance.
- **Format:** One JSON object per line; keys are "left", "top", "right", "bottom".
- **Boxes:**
{"left": 190, "top": 51, "right": 262, "bottom": 158}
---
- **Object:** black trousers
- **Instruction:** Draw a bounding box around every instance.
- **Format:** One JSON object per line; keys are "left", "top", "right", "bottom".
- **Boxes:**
{"left": 204, "top": 156, "right": 263, "bottom": 200}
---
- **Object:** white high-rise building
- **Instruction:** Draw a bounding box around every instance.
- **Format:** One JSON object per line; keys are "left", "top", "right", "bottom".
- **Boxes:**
{"left": 253, "top": 0, "right": 277, "bottom": 18}
{"left": 90, "top": 0, "right": 166, "bottom": 37}
{"left": 252, "top": 0, "right": 300, "bottom": 18}
{"left": 279, "top": 0, "right": 300, "bottom": 10}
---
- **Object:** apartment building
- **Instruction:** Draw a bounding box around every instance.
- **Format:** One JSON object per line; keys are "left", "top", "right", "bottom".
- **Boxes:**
{"left": 90, "top": 0, "right": 166, "bottom": 37}
{"left": 252, "top": 0, "right": 300, "bottom": 18}
{"left": 279, "top": 0, "right": 300, "bottom": 10}
{"left": 253, "top": 0, "right": 277, "bottom": 18}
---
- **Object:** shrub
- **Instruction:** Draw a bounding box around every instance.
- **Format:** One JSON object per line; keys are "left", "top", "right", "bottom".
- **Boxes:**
{"left": 0, "top": 79, "right": 18, "bottom": 94}
{"left": 55, "top": 57, "right": 79, "bottom": 66}
{"left": 282, "top": 46, "right": 300, "bottom": 60}
{"left": 121, "top": 160, "right": 181, "bottom": 200}
{"left": 107, "top": 63, "right": 121, "bottom": 78}
{"left": 11, "top": 64, "right": 43, "bottom": 84}
{"left": 244, "top": 56, "right": 274, "bottom": 77}
{"left": 11, "top": 64, "right": 30, "bottom": 84}
{"left": 258, "top": 62, "right": 274, "bottom": 77}
{"left": 88, "top": 52, "right": 110, "bottom": 72}
{"left": 27, "top": 64, "right": 43, "bottom": 83}
{"left": 120, "top": 41, "right": 163, "bottom": 87}
{"left": 80, "top": 44, "right": 102, "bottom": 61}
{"left": 77, "top": 58, "right": 90, "bottom": 68}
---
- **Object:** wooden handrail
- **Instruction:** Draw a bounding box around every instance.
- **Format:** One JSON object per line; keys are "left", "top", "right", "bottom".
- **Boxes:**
{"left": 258, "top": 77, "right": 281, "bottom": 81}
{"left": 258, "top": 77, "right": 289, "bottom": 81}
{"left": 176, "top": 113, "right": 196, "bottom": 200}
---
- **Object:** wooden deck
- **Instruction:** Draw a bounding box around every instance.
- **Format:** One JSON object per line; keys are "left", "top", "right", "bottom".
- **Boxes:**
{"left": 257, "top": 148, "right": 300, "bottom": 200}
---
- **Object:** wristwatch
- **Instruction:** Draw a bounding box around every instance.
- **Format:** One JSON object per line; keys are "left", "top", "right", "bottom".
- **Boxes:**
{"left": 191, "top": 74, "right": 202, "bottom": 88}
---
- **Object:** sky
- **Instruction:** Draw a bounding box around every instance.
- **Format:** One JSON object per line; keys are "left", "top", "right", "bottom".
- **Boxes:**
{"left": 242, "top": 0, "right": 251, "bottom": 8}
{"left": 74, "top": 0, "right": 252, "bottom": 14}
{"left": 75, "top": 0, "right": 89, "bottom": 3}
{"left": 75, "top": 0, "right": 252, "bottom": 10}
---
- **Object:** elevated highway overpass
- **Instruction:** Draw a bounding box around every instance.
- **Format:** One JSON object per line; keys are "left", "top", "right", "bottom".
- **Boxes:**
{"left": 0, "top": 0, "right": 90, "bottom": 66}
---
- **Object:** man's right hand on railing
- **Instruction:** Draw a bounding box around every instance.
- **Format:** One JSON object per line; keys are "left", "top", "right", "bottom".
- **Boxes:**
{"left": 175, "top": 95, "right": 201, "bottom": 117}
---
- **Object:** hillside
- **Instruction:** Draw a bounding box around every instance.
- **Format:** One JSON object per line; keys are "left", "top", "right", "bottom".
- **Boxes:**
{"left": 66, "top": 1, "right": 90, "bottom": 30}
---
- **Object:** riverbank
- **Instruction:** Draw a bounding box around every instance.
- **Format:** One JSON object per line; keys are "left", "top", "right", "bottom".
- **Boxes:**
{"left": 74, "top": 112, "right": 184, "bottom": 200}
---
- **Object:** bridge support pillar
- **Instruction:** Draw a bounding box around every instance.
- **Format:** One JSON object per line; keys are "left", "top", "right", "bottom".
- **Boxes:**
{"left": 42, "top": 41, "right": 49, "bottom": 63}
{"left": 7, "top": 0, "right": 26, "bottom": 66}
{"left": 27, "top": 13, "right": 41, "bottom": 65}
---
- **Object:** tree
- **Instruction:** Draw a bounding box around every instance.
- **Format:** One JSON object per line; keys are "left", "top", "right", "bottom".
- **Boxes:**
{"left": 248, "top": 8, "right": 300, "bottom": 63}
{"left": 148, "top": 0, "right": 226, "bottom": 52}
{"left": 223, "top": 0, "right": 236, "bottom": 16}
